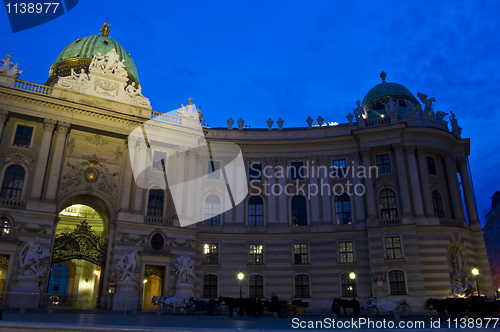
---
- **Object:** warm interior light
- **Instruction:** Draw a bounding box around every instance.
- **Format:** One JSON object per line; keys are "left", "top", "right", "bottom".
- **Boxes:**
{"left": 381, "top": 114, "right": 385, "bottom": 118}
{"left": 349, "top": 272, "right": 356, "bottom": 280}
{"left": 237, "top": 272, "right": 244, "bottom": 280}
{"left": 93, "top": 270, "right": 99, "bottom": 276}
{"left": 204, "top": 243, "right": 209, "bottom": 254}
{"left": 472, "top": 268, "right": 479, "bottom": 276}
{"left": 143, "top": 279, "right": 148, "bottom": 284}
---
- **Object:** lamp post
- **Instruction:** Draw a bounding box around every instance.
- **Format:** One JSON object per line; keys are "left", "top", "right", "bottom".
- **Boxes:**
{"left": 349, "top": 271, "right": 356, "bottom": 300}
{"left": 237, "top": 272, "right": 244, "bottom": 299}
{"left": 472, "top": 267, "right": 480, "bottom": 296}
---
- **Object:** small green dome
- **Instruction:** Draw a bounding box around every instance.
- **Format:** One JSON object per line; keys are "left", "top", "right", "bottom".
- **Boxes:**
{"left": 362, "top": 81, "right": 417, "bottom": 106}
{"left": 47, "top": 29, "right": 139, "bottom": 86}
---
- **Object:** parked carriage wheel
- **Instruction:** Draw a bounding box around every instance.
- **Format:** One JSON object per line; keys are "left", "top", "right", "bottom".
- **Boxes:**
{"left": 278, "top": 307, "right": 290, "bottom": 318}
{"left": 396, "top": 303, "right": 412, "bottom": 318}
{"left": 367, "top": 307, "right": 378, "bottom": 317}
{"left": 294, "top": 305, "right": 305, "bottom": 317}
{"left": 185, "top": 305, "right": 195, "bottom": 315}
{"left": 212, "top": 304, "right": 222, "bottom": 315}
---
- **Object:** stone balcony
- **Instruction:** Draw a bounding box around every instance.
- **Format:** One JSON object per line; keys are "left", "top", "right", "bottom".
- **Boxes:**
{"left": 0, "top": 198, "right": 26, "bottom": 209}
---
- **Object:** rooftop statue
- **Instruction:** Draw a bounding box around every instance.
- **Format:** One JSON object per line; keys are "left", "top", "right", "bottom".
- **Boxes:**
{"left": 434, "top": 110, "right": 448, "bottom": 122}
{"left": 449, "top": 111, "right": 462, "bottom": 138}
{"left": 0, "top": 53, "right": 25, "bottom": 78}
{"left": 417, "top": 92, "right": 436, "bottom": 117}
{"left": 19, "top": 237, "right": 50, "bottom": 278}
{"left": 404, "top": 100, "right": 425, "bottom": 118}
{"left": 384, "top": 96, "right": 399, "bottom": 114}
{"left": 100, "top": 22, "right": 111, "bottom": 37}
{"left": 177, "top": 98, "right": 202, "bottom": 120}
{"left": 353, "top": 100, "right": 365, "bottom": 119}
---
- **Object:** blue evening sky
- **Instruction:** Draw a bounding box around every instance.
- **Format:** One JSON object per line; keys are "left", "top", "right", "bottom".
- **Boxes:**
{"left": 1, "top": 0, "right": 499, "bottom": 225}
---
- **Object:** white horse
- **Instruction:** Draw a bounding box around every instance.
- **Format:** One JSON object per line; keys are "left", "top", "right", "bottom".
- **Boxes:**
{"left": 152, "top": 296, "right": 178, "bottom": 314}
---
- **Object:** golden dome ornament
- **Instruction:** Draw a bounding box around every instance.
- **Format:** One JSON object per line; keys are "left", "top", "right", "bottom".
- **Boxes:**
{"left": 84, "top": 167, "right": 99, "bottom": 183}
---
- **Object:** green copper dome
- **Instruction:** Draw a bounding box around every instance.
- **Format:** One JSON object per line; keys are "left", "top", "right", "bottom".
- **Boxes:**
{"left": 47, "top": 26, "right": 139, "bottom": 86}
{"left": 362, "top": 81, "right": 417, "bottom": 106}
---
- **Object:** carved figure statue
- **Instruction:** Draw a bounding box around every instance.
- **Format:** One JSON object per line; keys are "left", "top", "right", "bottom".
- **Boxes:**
{"left": 452, "top": 272, "right": 467, "bottom": 297}
{"left": 177, "top": 98, "right": 200, "bottom": 120}
{"left": 384, "top": 96, "right": 399, "bottom": 114}
{"left": 90, "top": 53, "right": 105, "bottom": 71}
{"left": 417, "top": 92, "right": 436, "bottom": 116}
{"left": 19, "top": 237, "right": 50, "bottom": 278}
{"left": 449, "top": 111, "right": 462, "bottom": 137}
{"left": 104, "top": 49, "right": 119, "bottom": 73}
{"left": 434, "top": 110, "right": 448, "bottom": 121}
{"left": 174, "top": 251, "right": 197, "bottom": 284}
{"left": 116, "top": 244, "right": 141, "bottom": 281}
{"left": 0, "top": 53, "right": 25, "bottom": 78}
{"left": 125, "top": 82, "right": 143, "bottom": 98}
{"left": 404, "top": 100, "right": 424, "bottom": 117}
{"left": 353, "top": 100, "right": 365, "bottom": 119}
{"left": 71, "top": 68, "right": 89, "bottom": 85}
{"left": 114, "top": 59, "right": 128, "bottom": 78}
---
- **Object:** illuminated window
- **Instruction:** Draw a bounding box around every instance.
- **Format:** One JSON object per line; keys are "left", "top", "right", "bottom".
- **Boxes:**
{"left": 385, "top": 236, "right": 402, "bottom": 260}
{"left": 339, "top": 242, "right": 354, "bottom": 263}
{"left": 341, "top": 273, "right": 357, "bottom": 297}
{"left": 294, "top": 243, "right": 308, "bottom": 264}
{"left": 0, "top": 217, "right": 10, "bottom": 236}
{"left": 249, "top": 244, "right": 263, "bottom": 265}
{"left": 204, "top": 243, "right": 218, "bottom": 264}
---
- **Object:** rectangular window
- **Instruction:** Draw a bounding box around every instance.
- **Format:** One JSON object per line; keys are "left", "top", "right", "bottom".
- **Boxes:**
{"left": 249, "top": 244, "right": 263, "bottom": 265}
{"left": 203, "top": 275, "right": 218, "bottom": 298}
{"left": 152, "top": 151, "right": 167, "bottom": 171}
{"left": 249, "top": 162, "right": 262, "bottom": 181}
{"left": 385, "top": 236, "right": 402, "bottom": 260}
{"left": 294, "top": 243, "right": 308, "bottom": 264}
{"left": 54, "top": 270, "right": 62, "bottom": 283}
{"left": 332, "top": 159, "right": 347, "bottom": 178}
{"left": 376, "top": 154, "right": 391, "bottom": 174}
{"left": 389, "top": 271, "right": 407, "bottom": 295}
{"left": 204, "top": 243, "right": 218, "bottom": 264}
{"left": 13, "top": 125, "right": 33, "bottom": 148}
{"left": 341, "top": 274, "right": 357, "bottom": 297}
{"left": 249, "top": 275, "right": 264, "bottom": 298}
{"left": 290, "top": 162, "right": 305, "bottom": 180}
{"left": 295, "top": 275, "right": 309, "bottom": 298}
{"left": 339, "top": 242, "right": 354, "bottom": 263}
{"left": 207, "top": 161, "right": 221, "bottom": 180}
{"left": 427, "top": 157, "right": 436, "bottom": 175}
{"left": 53, "top": 285, "right": 60, "bottom": 292}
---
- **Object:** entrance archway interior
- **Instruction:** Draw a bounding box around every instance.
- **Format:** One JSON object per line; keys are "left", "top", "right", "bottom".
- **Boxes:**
{"left": 49, "top": 204, "right": 105, "bottom": 309}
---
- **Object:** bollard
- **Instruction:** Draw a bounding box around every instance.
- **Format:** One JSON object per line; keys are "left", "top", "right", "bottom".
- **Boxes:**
{"left": 394, "top": 313, "right": 401, "bottom": 322}
{"left": 132, "top": 310, "right": 137, "bottom": 316}
{"left": 332, "top": 313, "right": 338, "bottom": 320}
{"left": 273, "top": 311, "right": 279, "bottom": 319}
{"left": 20, "top": 307, "right": 26, "bottom": 314}
{"left": 48, "top": 307, "right": 54, "bottom": 314}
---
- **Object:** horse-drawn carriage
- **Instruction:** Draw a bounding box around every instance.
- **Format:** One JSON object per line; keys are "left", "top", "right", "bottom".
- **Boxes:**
{"left": 184, "top": 296, "right": 222, "bottom": 315}
{"left": 217, "top": 296, "right": 307, "bottom": 318}
{"left": 427, "top": 296, "right": 500, "bottom": 320}
{"left": 361, "top": 296, "right": 412, "bottom": 317}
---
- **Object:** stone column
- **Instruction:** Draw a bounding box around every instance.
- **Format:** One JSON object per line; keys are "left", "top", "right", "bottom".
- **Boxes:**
{"left": 170, "top": 147, "right": 186, "bottom": 216}
{"left": 416, "top": 147, "right": 435, "bottom": 218}
{"left": 277, "top": 158, "right": 287, "bottom": 224}
{"left": 234, "top": 157, "right": 246, "bottom": 224}
{"left": 458, "top": 157, "right": 479, "bottom": 225}
{"left": 360, "top": 148, "right": 376, "bottom": 219}
{"left": 309, "top": 158, "right": 320, "bottom": 223}
{"left": 444, "top": 154, "right": 465, "bottom": 220}
{"left": 349, "top": 153, "right": 365, "bottom": 222}
{"left": 133, "top": 140, "right": 148, "bottom": 213}
{"left": 265, "top": 159, "right": 277, "bottom": 224}
{"left": 393, "top": 144, "right": 412, "bottom": 217}
{"left": 119, "top": 139, "right": 134, "bottom": 212}
{"left": 30, "top": 119, "right": 56, "bottom": 200}
{"left": 0, "top": 109, "right": 8, "bottom": 143}
{"left": 405, "top": 146, "right": 425, "bottom": 218}
{"left": 184, "top": 150, "right": 197, "bottom": 220}
{"left": 319, "top": 157, "right": 332, "bottom": 222}
{"left": 45, "top": 122, "right": 70, "bottom": 201}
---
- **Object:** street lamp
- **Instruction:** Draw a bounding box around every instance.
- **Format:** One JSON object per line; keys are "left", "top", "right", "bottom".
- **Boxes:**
{"left": 472, "top": 267, "right": 480, "bottom": 296}
{"left": 349, "top": 271, "right": 356, "bottom": 300}
{"left": 238, "top": 272, "right": 244, "bottom": 299}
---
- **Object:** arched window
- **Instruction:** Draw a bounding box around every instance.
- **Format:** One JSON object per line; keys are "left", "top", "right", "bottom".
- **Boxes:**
{"left": 203, "top": 275, "right": 218, "bottom": 298}
{"left": 379, "top": 189, "right": 398, "bottom": 219}
{"left": 204, "top": 195, "right": 220, "bottom": 226}
{"left": 389, "top": 270, "right": 406, "bottom": 295}
{"left": 341, "top": 273, "right": 357, "bottom": 297}
{"left": 0, "top": 217, "right": 11, "bottom": 236}
{"left": 1, "top": 165, "right": 25, "bottom": 200}
{"left": 291, "top": 196, "right": 307, "bottom": 226}
{"left": 147, "top": 189, "right": 164, "bottom": 217}
{"left": 295, "top": 275, "right": 309, "bottom": 298}
{"left": 335, "top": 194, "right": 352, "bottom": 224}
{"left": 248, "top": 196, "right": 264, "bottom": 227}
{"left": 432, "top": 191, "right": 444, "bottom": 218}
{"left": 249, "top": 275, "right": 263, "bottom": 299}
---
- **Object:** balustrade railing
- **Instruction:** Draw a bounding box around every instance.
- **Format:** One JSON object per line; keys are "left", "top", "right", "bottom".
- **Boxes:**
{"left": 14, "top": 80, "right": 52, "bottom": 95}
{"left": 289, "top": 225, "right": 310, "bottom": 233}
{"left": 332, "top": 223, "right": 356, "bottom": 231}
{"left": 0, "top": 198, "right": 26, "bottom": 209}
{"left": 365, "top": 116, "right": 391, "bottom": 127}
{"left": 379, "top": 218, "right": 402, "bottom": 226}
{"left": 245, "top": 226, "right": 267, "bottom": 233}
{"left": 439, "top": 218, "right": 466, "bottom": 228}
{"left": 143, "top": 216, "right": 174, "bottom": 226}
{"left": 198, "top": 225, "right": 223, "bottom": 233}
{"left": 151, "top": 111, "right": 181, "bottom": 124}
